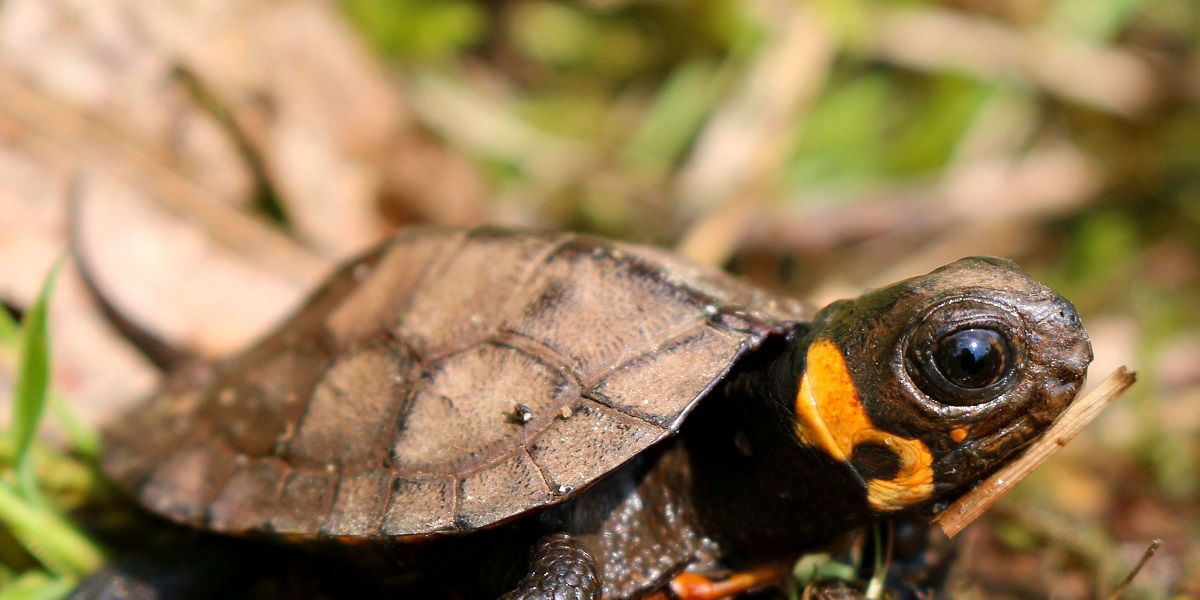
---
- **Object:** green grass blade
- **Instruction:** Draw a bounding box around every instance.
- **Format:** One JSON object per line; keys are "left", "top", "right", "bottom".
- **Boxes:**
{"left": 0, "top": 571, "right": 74, "bottom": 600}
{"left": 12, "top": 259, "right": 64, "bottom": 510}
{"left": 12, "top": 258, "right": 63, "bottom": 508}
{"left": 864, "top": 523, "right": 886, "bottom": 600}
{"left": 0, "top": 307, "right": 17, "bottom": 349}
{"left": 49, "top": 394, "right": 99, "bottom": 462}
{"left": 0, "top": 481, "right": 102, "bottom": 577}
{"left": 1, "top": 258, "right": 103, "bottom": 579}
{"left": 621, "top": 60, "right": 731, "bottom": 175}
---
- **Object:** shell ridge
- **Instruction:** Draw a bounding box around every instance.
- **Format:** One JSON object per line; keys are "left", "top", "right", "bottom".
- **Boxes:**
{"left": 199, "top": 445, "right": 243, "bottom": 527}
{"left": 585, "top": 317, "right": 724, "bottom": 391}
{"left": 377, "top": 358, "right": 423, "bottom": 472}
{"left": 410, "top": 229, "right": 472, "bottom": 299}
{"left": 269, "top": 467, "right": 338, "bottom": 534}
{"left": 207, "top": 456, "right": 290, "bottom": 534}
{"left": 134, "top": 437, "right": 232, "bottom": 527}
{"left": 502, "top": 230, "right": 578, "bottom": 302}
{"left": 377, "top": 229, "right": 472, "bottom": 351}
{"left": 401, "top": 229, "right": 573, "bottom": 362}
{"left": 448, "top": 472, "right": 461, "bottom": 532}
{"left": 522, "top": 445, "right": 556, "bottom": 498}
{"left": 317, "top": 467, "right": 347, "bottom": 535}
{"left": 662, "top": 326, "right": 777, "bottom": 432}
{"left": 488, "top": 332, "right": 586, "bottom": 391}
{"left": 270, "top": 344, "right": 344, "bottom": 463}
{"left": 580, "top": 392, "right": 675, "bottom": 431}
{"left": 452, "top": 477, "right": 470, "bottom": 531}
{"left": 261, "top": 460, "right": 292, "bottom": 533}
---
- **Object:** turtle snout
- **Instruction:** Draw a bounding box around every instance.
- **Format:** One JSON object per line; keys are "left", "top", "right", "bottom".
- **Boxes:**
{"left": 1039, "top": 298, "right": 1092, "bottom": 382}
{"left": 1058, "top": 335, "right": 1093, "bottom": 382}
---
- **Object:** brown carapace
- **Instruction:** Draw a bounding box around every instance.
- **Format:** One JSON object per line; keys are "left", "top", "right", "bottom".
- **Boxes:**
{"left": 95, "top": 227, "right": 1092, "bottom": 599}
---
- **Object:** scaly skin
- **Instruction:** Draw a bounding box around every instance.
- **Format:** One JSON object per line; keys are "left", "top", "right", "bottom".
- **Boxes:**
{"left": 500, "top": 534, "right": 601, "bottom": 600}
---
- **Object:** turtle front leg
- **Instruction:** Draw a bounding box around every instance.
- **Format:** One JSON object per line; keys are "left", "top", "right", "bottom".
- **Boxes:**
{"left": 499, "top": 533, "right": 601, "bottom": 600}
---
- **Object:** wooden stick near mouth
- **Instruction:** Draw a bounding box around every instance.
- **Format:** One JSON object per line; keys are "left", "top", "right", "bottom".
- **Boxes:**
{"left": 934, "top": 367, "right": 1136, "bottom": 538}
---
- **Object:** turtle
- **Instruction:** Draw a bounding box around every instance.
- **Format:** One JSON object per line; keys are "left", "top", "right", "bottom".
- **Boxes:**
{"left": 85, "top": 226, "right": 1092, "bottom": 599}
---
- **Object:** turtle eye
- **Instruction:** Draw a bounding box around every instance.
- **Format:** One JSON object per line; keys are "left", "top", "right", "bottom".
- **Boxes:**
{"left": 904, "top": 303, "right": 1023, "bottom": 406}
{"left": 933, "top": 329, "right": 1009, "bottom": 389}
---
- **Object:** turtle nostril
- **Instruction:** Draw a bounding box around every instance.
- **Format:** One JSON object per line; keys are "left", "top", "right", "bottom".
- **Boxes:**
{"left": 1053, "top": 345, "right": 1091, "bottom": 382}
{"left": 1044, "top": 379, "right": 1085, "bottom": 409}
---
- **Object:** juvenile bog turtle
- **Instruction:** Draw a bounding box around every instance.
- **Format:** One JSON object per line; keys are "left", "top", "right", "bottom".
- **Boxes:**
{"left": 93, "top": 226, "right": 1092, "bottom": 599}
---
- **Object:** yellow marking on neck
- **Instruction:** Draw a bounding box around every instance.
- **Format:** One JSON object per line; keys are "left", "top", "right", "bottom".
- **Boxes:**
{"left": 795, "top": 339, "right": 934, "bottom": 512}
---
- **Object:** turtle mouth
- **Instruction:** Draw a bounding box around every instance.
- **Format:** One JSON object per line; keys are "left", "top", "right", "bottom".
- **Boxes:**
{"left": 932, "top": 371, "right": 1087, "bottom": 494}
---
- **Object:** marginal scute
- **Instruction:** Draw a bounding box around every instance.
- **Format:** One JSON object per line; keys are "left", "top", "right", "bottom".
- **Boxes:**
{"left": 322, "top": 469, "right": 393, "bottom": 537}
{"left": 139, "top": 441, "right": 238, "bottom": 523}
{"left": 103, "top": 388, "right": 207, "bottom": 489}
{"left": 588, "top": 324, "right": 748, "bottom": 427}
{"left": 381, "top": 477, "right": 455, "bottom": 535}
{"left": 208, "top": 459, "right": 288, "bottom": 533}
{"left": 613, "top": 241, "right": 809, "bottom": 323}
{"left": 270, "top": 470, "right": 335, "bottom": 534}
{"left": 529, "top": 400, "right": 665, "bottom": 493}
{"left": 457, "top": 452, "right": 551, "bottom": 530}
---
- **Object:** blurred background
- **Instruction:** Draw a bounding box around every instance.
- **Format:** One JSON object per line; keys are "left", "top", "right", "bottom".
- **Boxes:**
{"left": 0, "top": 0, "right": 1197, "bottom": 597}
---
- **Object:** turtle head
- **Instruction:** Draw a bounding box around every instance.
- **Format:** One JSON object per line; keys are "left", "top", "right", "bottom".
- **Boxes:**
{"left": 795, "top": 257, "right": 1091, "bottom": 516}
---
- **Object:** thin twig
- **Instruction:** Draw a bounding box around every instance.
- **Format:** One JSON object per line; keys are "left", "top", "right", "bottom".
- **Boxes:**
{"left": 674, "top": 2, "right": 833, "bottom": 267}
{"left": 934, "top": 367, "right": 1136, "bottom": 538}
{"left": 1106, "top": 539, "right": 1163, "bottom": 600}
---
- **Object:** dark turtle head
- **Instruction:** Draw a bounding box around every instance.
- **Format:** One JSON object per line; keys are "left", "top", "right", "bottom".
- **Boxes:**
{"left": 796, "top": 257, "right": 1091, "bottom": 515}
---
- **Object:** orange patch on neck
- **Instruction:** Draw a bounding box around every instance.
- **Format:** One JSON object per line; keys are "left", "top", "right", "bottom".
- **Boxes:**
{"left": 795, "top": 339, "right": 935, "bottom": 512}
{"left": 951, "top": 426, "right": 969, "bottom": 443}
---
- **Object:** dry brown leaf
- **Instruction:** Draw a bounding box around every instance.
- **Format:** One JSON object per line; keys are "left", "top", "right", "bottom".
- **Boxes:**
{"left": 0, "top": 0, "right": 485, "bottom": 430}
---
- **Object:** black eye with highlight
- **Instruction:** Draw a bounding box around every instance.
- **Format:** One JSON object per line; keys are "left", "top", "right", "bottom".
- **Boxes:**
{"left": 933, "top": 328, "right": 1009, "bottom": 389}
{"left": 904, "top": 301, "right": 1024, "bottom": 406}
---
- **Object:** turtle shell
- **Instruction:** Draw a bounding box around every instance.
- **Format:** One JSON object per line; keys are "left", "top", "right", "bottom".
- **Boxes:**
{"left": 102, "top": 227, "right": 810, "bottom": 539}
